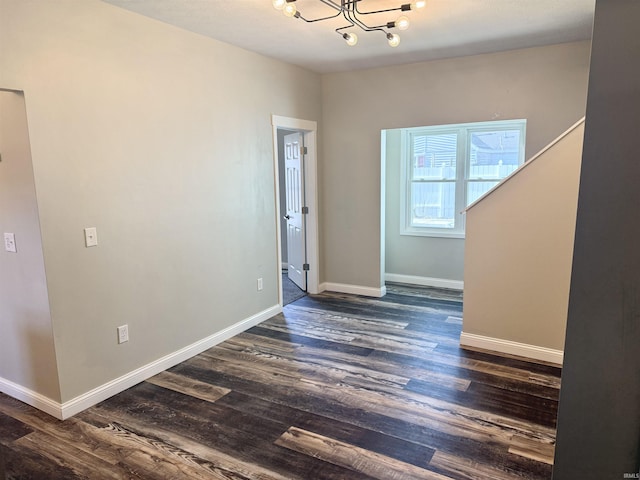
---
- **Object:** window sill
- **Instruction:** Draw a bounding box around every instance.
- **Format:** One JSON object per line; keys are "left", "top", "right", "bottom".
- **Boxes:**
{"left": 400, "top": 229, "right": 465, "bottom": 239}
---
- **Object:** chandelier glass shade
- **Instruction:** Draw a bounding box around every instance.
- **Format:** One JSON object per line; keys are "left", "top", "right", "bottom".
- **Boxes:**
{"left": 272, "top": 0, "right": 426, "bottom": 47}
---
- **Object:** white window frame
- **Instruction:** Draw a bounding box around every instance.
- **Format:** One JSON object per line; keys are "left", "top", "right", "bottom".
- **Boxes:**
{"left": 400, "top": 119, "right": 526, "bottom": 238}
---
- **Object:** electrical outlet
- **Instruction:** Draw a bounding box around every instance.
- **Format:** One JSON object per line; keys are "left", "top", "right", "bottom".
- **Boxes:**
{"left": 257, "top": 278, "right": 263, "bottom": 291}
{"left": 117, "top": 325, "right": 129, "bottom": 344}
{"left": 4, "top": 233, "right": 16, "bottom": 253}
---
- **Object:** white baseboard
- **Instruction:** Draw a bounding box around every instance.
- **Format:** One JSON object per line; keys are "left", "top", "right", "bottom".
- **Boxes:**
{"left": 0, "top": 377, "right": 62, "bottom": 419}
{"left": 0, "top": 305, "right": 281, "bottom": 420}
{"left": 281, "top": 261, "right": 288, "bottom": 270}
{"left": 320, "top": 282, "right": 387, "bottom": 298}
{"left": 460, "top": 332, "right": 564, "bottom": 365}
{"left": 385, "top": 273, "right": 463, "bottom": 291}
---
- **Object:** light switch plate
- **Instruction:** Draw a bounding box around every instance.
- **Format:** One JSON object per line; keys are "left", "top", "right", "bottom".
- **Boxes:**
{"left": 84, "top": 227, "right": 98, "bottom": 247}
{"left": 4, "top": 233, "right": 16, "bottom": 253}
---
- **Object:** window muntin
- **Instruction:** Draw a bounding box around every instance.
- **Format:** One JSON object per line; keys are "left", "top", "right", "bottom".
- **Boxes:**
{"left": 401, "top": 120, "right": 526, "bottom": 238}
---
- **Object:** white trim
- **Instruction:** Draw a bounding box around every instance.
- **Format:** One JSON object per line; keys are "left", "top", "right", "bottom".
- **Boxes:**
{"left": 272, "top": 115, "right": 316, "bottom": 132}
{"left": 301, "top": 129, "right": 319, "bottom": 294}
{"left": 385, "top": 273, "right": 464, "bottom": 291}
{"left": 272, "top": 126, "right": 284, "bottom": 307}
{"left": 460, "top": 332, "right": 564, "bottom": 365}
{"left": 466, "top": 117, "right": 585, "bottom": 212}
{"left": 0, "top": 377, "right": 63, "bottom": 419}
{"left": 1, "top": 305, "right": 281, "bottom": 420}
{"left": 517, "top": 117, "right": 585, "bottom": 168}
{"left": 60, "top": 304, "right": 280, "bottom": 419}
{"left": 320, "top": 282, "right": 387, "bottom": 298}
{"left": 271, "top": 115, "right": 320, "bottom": 305}
{"left": 380, "top": 131, "right": 387, "bottom": 295}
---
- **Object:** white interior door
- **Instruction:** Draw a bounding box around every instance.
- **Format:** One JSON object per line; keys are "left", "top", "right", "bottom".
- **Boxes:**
{"left": 284, "top": 132, "right": 306, "bottom": 291}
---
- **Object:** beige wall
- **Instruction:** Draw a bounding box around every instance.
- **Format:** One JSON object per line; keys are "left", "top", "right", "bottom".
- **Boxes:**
{"left": 0, "top": 0, "right": 321, "bottom": 403}
{"left": 463, "top": 122, "right": 585, "bottom": 353}
{"left": 0, "top": 91, "right": 60, "bottom": 401}
{"left": 322, "top": 42, "right": 591, "bottom": 287}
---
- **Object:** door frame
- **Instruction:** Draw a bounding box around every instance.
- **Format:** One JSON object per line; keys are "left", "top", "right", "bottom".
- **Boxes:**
{"left": 271, "top": 115, "right": 320, "bottom": 306}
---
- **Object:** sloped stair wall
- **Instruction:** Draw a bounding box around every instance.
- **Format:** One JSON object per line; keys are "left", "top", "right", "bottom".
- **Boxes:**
{"left": 461, "top": 119, "right": 585, "bottom": 364}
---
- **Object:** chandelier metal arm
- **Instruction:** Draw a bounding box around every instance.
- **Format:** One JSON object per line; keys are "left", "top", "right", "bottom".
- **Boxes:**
{"left": 319, "top": 0, "right": 343, "bottom": 9}
{"left": 274, "top": 0, "right": 424, "bottom": 46}
{"left": 354, "top": 1, "right": 411, "bottom": 15}
{"left": 344, "top": 8, "right": 386, "bottom": 33}
{"left": 335, "top": 23, "right": 355, "bottom": 34}
{"left": 356, "top": 7, "right": 403, "bottom": 14}
{"left": 336, "top": 23, "right": 386, "bottom": 39}
{"left": 308, "top": 0, "right": 401, "bottom": 25}
{"left": 295, "top": 10, "right": 342, "bottom": 23}
{"left": 294, "top": 0, "right": 351, "bottom": 23}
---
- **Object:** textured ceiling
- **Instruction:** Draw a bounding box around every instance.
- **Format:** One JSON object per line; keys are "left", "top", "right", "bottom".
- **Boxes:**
{"left": 100, "top": 0, "right": 595, "bottom": 73}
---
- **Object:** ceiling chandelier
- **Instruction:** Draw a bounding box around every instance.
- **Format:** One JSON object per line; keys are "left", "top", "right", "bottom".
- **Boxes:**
{"left": 272, "top": 0, "right": 426, "bottom": 47}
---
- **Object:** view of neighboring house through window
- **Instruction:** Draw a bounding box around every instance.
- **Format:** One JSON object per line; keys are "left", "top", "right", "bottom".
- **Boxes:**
{"left": 400, "top": 119, "right": 526, "bottom": 237}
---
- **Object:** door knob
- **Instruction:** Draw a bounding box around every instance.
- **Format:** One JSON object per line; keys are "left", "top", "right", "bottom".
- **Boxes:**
{"left": 284, "top": 215, "right": 292, "bottom": 220}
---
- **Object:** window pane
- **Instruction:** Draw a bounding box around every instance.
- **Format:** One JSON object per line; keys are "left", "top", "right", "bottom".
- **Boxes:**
{"left": 398, "top": 119, "right": 525, "bottom": 237}
{"left": 467, "top": 181, "right": 500, "bottom": 205}
{"left": 412, "top": 133, "right": 457, "bottom": 181}
{"left": 468, "top": 130, "right": 520, "bottom": 180}
{"left": 411, "top": 182, "right": 455, "bottom": 229}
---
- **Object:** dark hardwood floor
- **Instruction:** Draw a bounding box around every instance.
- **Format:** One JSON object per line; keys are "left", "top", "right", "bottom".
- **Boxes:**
{"left": 0, "top": 286, "right": 561, "bottom": 479}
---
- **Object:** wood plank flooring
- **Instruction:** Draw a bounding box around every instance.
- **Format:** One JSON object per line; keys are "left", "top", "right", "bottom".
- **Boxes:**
{"left": 0, "top": 286, "right": 561, "bottom": 479}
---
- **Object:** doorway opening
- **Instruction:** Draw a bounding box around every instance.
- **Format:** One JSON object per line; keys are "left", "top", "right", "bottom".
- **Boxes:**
{"left": 271, "top": 115, "right": 320, "bottom": 307}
